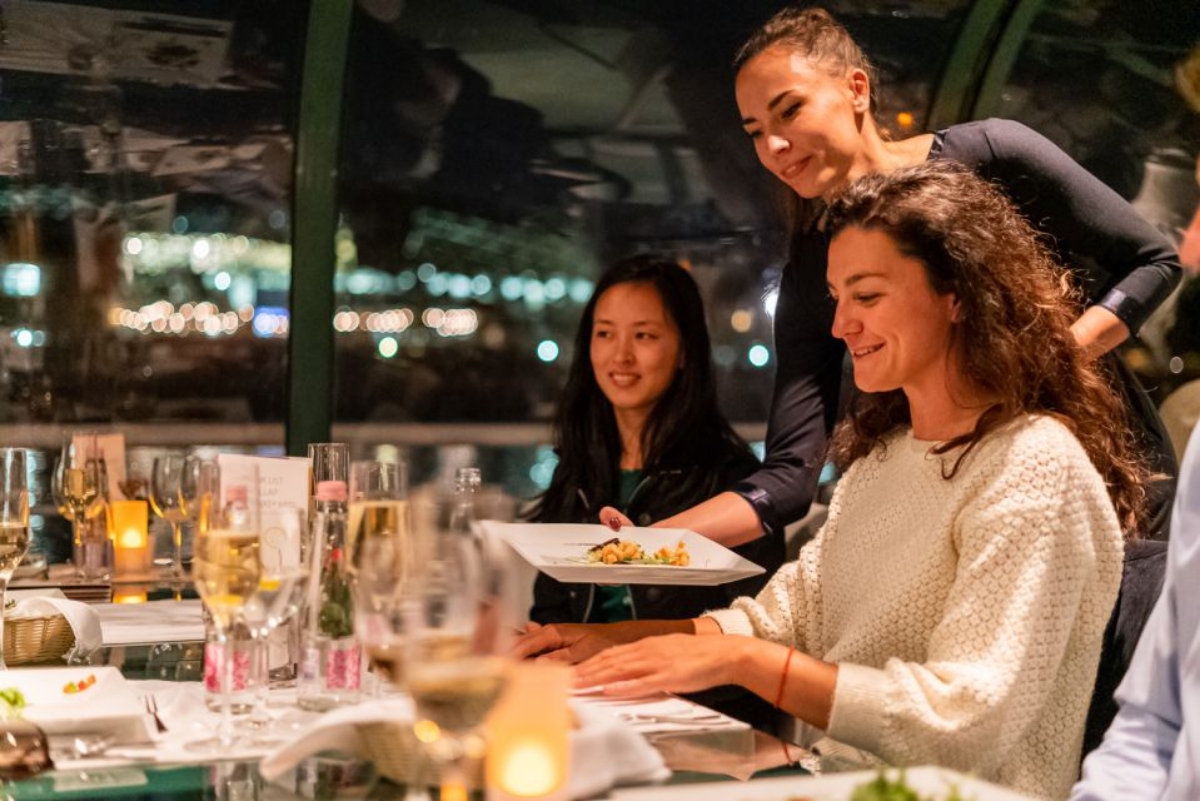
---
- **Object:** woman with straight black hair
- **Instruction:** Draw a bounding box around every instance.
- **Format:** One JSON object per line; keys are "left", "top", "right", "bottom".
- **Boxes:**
{"left": 527, "top": 254, "right": 782, "bottom": 621}
{"left": 525, "top": 254, "right": 784, "bottom": 728}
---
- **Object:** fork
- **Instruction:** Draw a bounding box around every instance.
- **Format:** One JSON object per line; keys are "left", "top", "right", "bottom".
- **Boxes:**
{"left": 145, "top": 694, "right": 168, "bottom": 733}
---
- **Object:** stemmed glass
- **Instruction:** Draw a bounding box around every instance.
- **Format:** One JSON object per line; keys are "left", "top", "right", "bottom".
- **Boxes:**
{"left": 242, "top": 508, "right": 309, "bottom": 743}
{"left": 149, "top": 454, "right": 191, "bottom": 577}
{"left": 404, "top": 493, "right": 514, "bottom": 801}
{"left": 0, "top": 449, "right": 31, "bottom": 670}
{"left": 189, "top": 471, "right": 262, "bottom": 753}
{"left": 55, "top": 433, "right": 104, "bottom": 578}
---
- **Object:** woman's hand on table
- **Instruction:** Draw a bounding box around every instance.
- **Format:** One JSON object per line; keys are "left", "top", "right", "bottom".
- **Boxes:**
{"left": 513, "top": 618, "right": 697, "bottom": 663}
{"left": 573, "top": 633, "right": 744, "bottom": 697}
{"left": 512, "top": 621, "right": 625, "bottom": 663}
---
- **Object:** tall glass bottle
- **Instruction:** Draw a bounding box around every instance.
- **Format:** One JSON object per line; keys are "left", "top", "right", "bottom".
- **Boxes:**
{"left": 297, "top": 480, "right": 361, "bottom": 710}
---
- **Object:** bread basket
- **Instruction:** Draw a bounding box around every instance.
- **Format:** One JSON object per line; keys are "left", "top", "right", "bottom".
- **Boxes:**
{"left": 2, "top": 613, "right": 75, "bottom": 665}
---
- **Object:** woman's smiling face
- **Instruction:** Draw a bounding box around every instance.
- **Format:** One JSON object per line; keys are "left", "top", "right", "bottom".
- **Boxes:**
{"left": 590, "top": 282, "right": 682, "bottom": 416}
{"left": 827, "top": 226, "right": 961, "bottom": 398}
{"left": 735, "top": 45, "right": 872, "bottom": 200}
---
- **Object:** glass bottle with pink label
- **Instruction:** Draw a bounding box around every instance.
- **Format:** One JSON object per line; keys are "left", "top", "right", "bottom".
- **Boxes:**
{"left": 297, "top": 480, "right": 361, "bottom": 710}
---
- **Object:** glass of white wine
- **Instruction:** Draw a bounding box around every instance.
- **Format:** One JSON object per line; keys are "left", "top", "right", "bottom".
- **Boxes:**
{"left": 0, "top": 449, "right": 30, "bottom": 671}
{"left": 150, "top": 454, "right": 190, "bottom": 578}
{"left": 405, "top": 492, "right": 514, "bottom": 801}
{"left": 349, "top": 460, "right": 412, "bottom": 695}
{"left": 56, "top": 433, "right": 103, "bottom": 579}
{"left": 189, "top": 473, "right": 262, "bottom": 753}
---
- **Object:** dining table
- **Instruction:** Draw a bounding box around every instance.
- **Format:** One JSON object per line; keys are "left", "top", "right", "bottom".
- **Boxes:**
{"left": 0, "top": 585, "right": 818, "bottom": 800}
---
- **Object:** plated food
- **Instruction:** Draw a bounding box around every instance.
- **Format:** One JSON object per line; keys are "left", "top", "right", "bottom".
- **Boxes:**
{"left": 584, "top": 538, "right": 689, "bottom": 566}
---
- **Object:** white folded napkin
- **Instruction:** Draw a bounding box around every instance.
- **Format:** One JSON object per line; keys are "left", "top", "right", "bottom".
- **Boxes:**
{"left": 6, "top": 595, "right": 103, "bottom": 662}
{"left": 94, "top": 599, "right": 205, "bottom": 646}
{"left": 258, "top": 697, "right": 669, "bottom": 799}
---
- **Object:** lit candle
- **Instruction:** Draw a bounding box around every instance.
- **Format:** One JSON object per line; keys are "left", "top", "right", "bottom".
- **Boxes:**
{"left": 113, "top": 588, "right": 148, "bottom": 604}
{"left": 486, "top": 662, "right": 569, "bottom": 800}
{"left": 111, "top": 500, "right": 150, "bottom": 579}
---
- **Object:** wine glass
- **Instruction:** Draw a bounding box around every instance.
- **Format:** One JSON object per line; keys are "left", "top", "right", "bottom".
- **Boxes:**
{"left": 189, "top": 473, "right": 262, "bottom": 753}
{"left": 149, "top": 455, "right": 189, "bottom": 577}
{"left": 55, "top": 433, "right": 105, "bottom": 579}
{"left": 349, "top": 460, "right": 411, "bottom": 697}
{"left": 405, "top": 492, "right": 515, "bottom": 801}
{"left": 242, "top": 508, "right": 309, "bottom": 743}
{"left": 0, "top": 449, "right": 30, "bottom": 670}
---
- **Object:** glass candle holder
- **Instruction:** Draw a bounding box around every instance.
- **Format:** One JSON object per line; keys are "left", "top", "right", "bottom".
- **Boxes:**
{"left": 111, "top": 500, "right": 151, "bottom": 579}
{"left": 486, "top": 662, "right": 569, "bottom": 801}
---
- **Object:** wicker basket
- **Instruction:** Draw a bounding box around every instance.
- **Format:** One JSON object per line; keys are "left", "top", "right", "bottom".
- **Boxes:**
{"left": 2, "top": 614, "right": 75, "bottom": 665}
{"left": 359, "top": 721, "right": 482, "bottom": 789}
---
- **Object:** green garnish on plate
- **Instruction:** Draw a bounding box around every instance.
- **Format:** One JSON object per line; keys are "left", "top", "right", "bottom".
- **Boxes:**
{"left": 0, "top": 687, "right": 27, "bottom": 719}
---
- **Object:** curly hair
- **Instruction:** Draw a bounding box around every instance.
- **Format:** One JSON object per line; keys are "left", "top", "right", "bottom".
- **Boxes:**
{"left": 824, "top": 160, "right": 1148, "bottom": 534}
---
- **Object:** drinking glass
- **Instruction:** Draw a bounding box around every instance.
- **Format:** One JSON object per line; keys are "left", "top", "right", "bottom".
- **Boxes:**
{"left": 405, "top": 494, "right": 515, "bottom": 801}
{"left": 349, "top": 460, "right": 411, "bottom": 697}
{"left": 0, "top": 449, "right": 30, "bottom": 670}
{"left": 242, "top": 508, "right": 309, "bottom": 743}
{"left": 182, "top": 454, "right": 221, "bottom": 535}
{"left": 55, "top": 433, "right": 104, "bottom": 578}
{"left": 188, "top": 471, "right": 262, "bottom": 753}
{"left": 149, "top": 455, "right": 190, "bottom": 577}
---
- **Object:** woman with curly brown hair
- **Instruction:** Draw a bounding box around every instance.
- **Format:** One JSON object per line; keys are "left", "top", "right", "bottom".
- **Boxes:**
{"left": 516, "top": 161, "right": 1136, "bottom": 800}
{"left": 608, "top": 5, "right": 1180, "bottom": 547}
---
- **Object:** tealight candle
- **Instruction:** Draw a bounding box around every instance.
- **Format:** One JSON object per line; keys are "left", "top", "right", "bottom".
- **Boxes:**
{"left": 111, "top": 500, "right": 150, "bottom": 579}
{"left": 486, "top": 662, "right": 569, "bottom": 800}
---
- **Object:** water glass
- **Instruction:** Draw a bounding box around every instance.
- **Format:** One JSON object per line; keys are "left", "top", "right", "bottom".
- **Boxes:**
{"left": 0, "top": 449, "right": 30, "bottom": 670}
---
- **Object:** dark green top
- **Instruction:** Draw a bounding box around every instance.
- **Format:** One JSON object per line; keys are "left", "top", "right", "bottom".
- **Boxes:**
{"left": 590, "top": 469, "right": 641, "bottom": 623}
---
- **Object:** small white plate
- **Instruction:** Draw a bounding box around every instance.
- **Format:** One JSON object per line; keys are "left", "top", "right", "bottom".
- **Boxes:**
{"left": 4, "top": 666, "right": 155, "bottom": 744}
{"left": 482, "top": 523, "right": 765, "bottom": 586}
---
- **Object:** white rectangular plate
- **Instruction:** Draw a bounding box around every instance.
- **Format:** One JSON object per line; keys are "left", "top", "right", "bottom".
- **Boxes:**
{"left": 610, "top": 765, "right": 1036, "bottom": 800}
{"left": 483, "top": 522, "right": 765, "bottom": 586}
{"left": 3, "top": 666, "right": 154, "bottom": 744}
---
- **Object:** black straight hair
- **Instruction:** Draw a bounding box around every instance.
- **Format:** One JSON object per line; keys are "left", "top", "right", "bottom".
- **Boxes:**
{"left": 528, "top": 255, "right": 751, "bottom": 522}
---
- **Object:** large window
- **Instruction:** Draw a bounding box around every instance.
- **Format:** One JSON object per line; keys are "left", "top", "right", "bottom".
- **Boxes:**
{"left": 0, "top": 1, "right": 306, "bottom": 559}
{"left": 985, "top": 1, "right": 1200, "bottom": 461}
{"left": 330, "top": 0, "right": 972, "bottom": 501}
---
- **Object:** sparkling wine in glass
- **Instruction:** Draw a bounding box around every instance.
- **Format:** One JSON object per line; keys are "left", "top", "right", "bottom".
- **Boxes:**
{"left": 0, "top": 450, "right": 31, "bottom": 670}
{"left": 57, "top": 434, "right": 103, "bottom": 577}
{"left": 348, "top": 460, "right": 412, "bottom": 695}
{"left": 405, "top": 489, "right": 515, "bottom": 801}
{"left": 189, "top": 480, "right": 262, "bottom": 753}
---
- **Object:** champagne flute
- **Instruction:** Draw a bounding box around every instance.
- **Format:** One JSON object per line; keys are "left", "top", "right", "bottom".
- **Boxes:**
{"left": 57, "top": 433, "right": 103, "bottom": 578}
{"left": 149, "top": 455, "right": 189, "bottom": 577}
{"left": 405, "top": 492, "right": 514, "bottom": 801}
{"left": 349, "top": 460, "right": 411, "bottom": 696}
{"left": 0, "top": 449, "right": 30, "bottom": 670}
{"left": 189, "top": 475, "right": 262, "bottom": 753}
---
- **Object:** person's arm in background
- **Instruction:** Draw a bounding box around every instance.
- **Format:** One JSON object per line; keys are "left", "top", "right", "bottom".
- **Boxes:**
{"left": 950, "top": 119, "right": 1183, "bottom": 355}
{"left": 1071, "top": 425, "right": 1200, "bottom": 799}
{"left": 614, "top": 242, "right": 845, "bottom": 546}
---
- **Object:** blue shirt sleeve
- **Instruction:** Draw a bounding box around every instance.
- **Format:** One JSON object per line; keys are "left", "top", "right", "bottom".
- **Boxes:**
{"left": 1072, "top": 425, "right": 1200, "bottom": 799}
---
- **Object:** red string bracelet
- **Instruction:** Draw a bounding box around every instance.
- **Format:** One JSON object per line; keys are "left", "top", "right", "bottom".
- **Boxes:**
{"left": 774, "top": 646, "right": 797, "bottom": 766}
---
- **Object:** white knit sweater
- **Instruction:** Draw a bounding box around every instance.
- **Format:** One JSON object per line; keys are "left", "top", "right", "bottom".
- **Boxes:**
{"left": 707, "top": 416, "right": 1124, "bottom": 800}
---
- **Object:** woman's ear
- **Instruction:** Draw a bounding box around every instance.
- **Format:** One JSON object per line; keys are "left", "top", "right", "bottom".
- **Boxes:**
{"left": 848, "top": 68, "right": 871, "bottom": 114}
{"left": 949, "top": 295, "right": 963, "bottom": 323}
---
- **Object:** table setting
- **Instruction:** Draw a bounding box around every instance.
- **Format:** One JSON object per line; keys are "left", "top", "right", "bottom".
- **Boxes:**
{"left": 0, "top": 441, "right": 1036, "bottom": 800}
